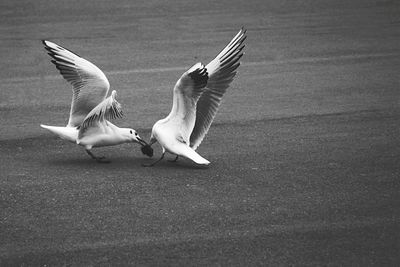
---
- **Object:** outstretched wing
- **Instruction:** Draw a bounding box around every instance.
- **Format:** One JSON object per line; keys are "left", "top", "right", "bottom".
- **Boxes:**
{"left": 190, "top": 28, "right": 246, "bottom": 150}
{"left": 166, "top": 63, "right": 208, "bottom": 143}
{"left": 78, "top": 90, "right": 123, "bottom": 137}
{"left": 42, "top": 40, "right": 110, "bottom": 127}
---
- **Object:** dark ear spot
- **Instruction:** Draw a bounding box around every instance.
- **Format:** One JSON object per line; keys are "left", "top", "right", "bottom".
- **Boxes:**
{"left": 130, "top": 130, "right": 133, "bottom": 134}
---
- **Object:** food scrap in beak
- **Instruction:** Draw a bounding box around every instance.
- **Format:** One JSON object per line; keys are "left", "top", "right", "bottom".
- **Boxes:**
{"left": 141, "top": 143, "right": 154, "bottom": 157}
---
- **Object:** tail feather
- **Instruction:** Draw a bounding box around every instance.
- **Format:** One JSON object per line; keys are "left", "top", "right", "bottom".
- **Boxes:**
{"left": 178, "top": 145, "right": 210, "bottom": 165}
{"left": 40, "top": 124, "right": 78, "bottom": 143}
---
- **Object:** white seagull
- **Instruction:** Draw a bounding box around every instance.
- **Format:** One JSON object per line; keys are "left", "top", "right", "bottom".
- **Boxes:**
{"left": 143, "top": 28, "right": 247, "bottom": 167}
{"left": 40, "top": 40, "right": 150, "bottom": 163}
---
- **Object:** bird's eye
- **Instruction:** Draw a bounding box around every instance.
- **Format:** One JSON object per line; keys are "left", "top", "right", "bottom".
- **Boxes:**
{"left": 135, "top": 132, "right": 138, "bottom": 136}
{"left": 130, "top": 130, "right": 133, "bottom": 134}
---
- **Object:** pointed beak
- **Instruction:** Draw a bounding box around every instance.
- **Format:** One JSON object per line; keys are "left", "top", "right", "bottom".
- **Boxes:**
{"left": 137, "top": 136, "right": 148, "bottom": 147}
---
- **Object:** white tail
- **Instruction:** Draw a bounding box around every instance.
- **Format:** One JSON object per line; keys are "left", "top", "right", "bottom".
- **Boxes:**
{"left": 40, "top": 124, "right": 78, "bottom": 143}
{"left": 179, "top": 145, "right": 210, "bottom": 165}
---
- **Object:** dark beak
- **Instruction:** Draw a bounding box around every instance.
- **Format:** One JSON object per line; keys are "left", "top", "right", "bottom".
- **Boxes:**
{"left": 137, "top": 136, "right": 148, "bottom": 147}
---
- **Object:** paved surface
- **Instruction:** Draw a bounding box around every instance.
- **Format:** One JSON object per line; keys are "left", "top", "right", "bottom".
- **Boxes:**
{"left": 1, "top": 0, "right": 399, "bottom": 265}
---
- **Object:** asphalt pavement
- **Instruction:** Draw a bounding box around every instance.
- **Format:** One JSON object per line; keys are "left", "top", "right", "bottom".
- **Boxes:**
{"left": 1, "top": 0, "right": 399, "bottom": 265}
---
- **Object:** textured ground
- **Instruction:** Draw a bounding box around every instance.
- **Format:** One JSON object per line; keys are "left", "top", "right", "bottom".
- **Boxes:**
{"left": 1, "top": 0, "right": 400, "bottom": 265}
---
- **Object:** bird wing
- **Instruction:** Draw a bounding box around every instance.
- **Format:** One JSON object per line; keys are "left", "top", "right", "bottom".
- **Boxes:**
{"left": 167, "top": 63, "right": 208, "bottom": 143}
{"left": 189, "top": 28, "right": 246, "bottom": 150}
{"left": 42, "top": 40, "right": 110, "bottom": 127}
{"left": 78, "top": 90, "right": 123, "bottom": 138}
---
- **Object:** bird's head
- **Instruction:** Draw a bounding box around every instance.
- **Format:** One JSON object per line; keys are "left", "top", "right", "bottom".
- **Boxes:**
{"left": 123, "top": 128, "right": 146, "bottom": 146}
{"left": 123, "top": 128, "right": 153, "bottom": 157}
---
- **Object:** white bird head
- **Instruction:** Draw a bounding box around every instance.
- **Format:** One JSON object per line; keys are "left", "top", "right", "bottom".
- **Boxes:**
{"left": 122, "top": 128, "right": 147, "bottom": 146}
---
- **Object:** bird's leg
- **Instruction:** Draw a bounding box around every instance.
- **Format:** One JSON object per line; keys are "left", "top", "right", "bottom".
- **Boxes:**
{"left": 168, "top": 155, "right": 179, "bottom": 162}
{"left": 142, "top": 152, "right": 165, "bottom": 167}
{"left": 86, "top": 149, "right": 111, "bottom": 163}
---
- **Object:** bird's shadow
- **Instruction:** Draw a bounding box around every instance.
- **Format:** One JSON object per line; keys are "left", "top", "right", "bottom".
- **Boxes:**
{"left": 140, "top": 157, "right": 210, "bottom": 170}
{"left": 46, "top": 155, "right": 142, "bottom": 168}
{"left": 47, "top": 156, "right": 210, "bottom": 170}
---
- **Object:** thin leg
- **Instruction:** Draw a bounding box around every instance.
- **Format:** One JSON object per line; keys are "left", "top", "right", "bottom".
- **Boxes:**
{"left": 142, "top": 152, "right": 165, "bottom": 167}
{"left": 168, "top": 155, "right": 179, "bottom": 162}
{"left": 86, "top": 149, "right": 111, "bottom": 163}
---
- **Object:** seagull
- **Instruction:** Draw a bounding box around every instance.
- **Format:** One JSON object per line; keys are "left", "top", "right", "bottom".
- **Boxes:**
{"left": 40, "top": 40, "right": 151, "bottom": 163}
{"left": 142, "top": 28, "right": 247, "bottom": 167}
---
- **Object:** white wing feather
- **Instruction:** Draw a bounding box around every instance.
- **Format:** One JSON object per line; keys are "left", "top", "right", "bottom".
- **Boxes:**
{"left": 42, "top": 40, "right": 110, "bottom": 127}
{"left": 78, "top": 90, "right": 123, "bottom": 138}
{"left": 167, "top": 63, "right": 208, "bottom": 143}
{"left": 190, "top": 28, "right": 246, "bottom": 149}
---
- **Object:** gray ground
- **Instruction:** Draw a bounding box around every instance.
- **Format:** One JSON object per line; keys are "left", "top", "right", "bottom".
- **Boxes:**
{"left": 1, "top": 0, "right": 400, "bottom": 265}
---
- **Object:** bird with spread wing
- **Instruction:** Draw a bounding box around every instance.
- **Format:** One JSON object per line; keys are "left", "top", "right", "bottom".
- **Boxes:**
{"left": 142, "top": 28, "right": 247, "bottom": 166}
{"left": 40, "top": 40, "right": 152, "bottom": 163}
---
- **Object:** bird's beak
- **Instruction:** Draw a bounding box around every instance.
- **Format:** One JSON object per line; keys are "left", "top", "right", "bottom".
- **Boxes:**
{"left": 137, "top": 136, "right": 148, "bottom": 146}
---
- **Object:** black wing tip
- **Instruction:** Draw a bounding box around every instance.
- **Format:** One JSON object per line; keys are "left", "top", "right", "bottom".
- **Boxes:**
{"left": 188, "top": 64, "right": 209, "bottom": 86}
{"left": 42, "top": 40, "right": 56, "bottom": 54}
{"left": 237, "top": 28, "right": 247, "bottom": 47}
{"left": 41, "top": 39, "right": 82, "bottom": 58}
{"left": 42, "top": 40, "right": 53, "bottom": 52}
{"left": 241, "top": 34, "right": 247, "bottom": 44}
{"left": 237, "top": 30, "right": 247, "bottom": 48}
{"left": 42, "top": 40, "right": 58, "bottom": 59}
{"left": 42, "top": 39, "right": 54, "bottom": 48}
